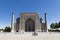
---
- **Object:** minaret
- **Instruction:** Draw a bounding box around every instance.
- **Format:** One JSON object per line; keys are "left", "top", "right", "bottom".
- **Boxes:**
{"left": 44, "top": 13, "right": 48, "bottom": 32}
{"left": 11, "top": 12, "right": 14, "bottom": 32}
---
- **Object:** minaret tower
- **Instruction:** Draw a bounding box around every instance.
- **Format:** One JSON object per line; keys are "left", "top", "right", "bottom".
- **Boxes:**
{"left": 45, "top": 13, "right": 48, "bottom": 32}
{"left": 11, "top": 12, "right": 14, "bottom": 32}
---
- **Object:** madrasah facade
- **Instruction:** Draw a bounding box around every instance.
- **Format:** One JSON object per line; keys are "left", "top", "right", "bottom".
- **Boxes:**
{"left": 11, "top": 12, "right": 48, "bottom": 32}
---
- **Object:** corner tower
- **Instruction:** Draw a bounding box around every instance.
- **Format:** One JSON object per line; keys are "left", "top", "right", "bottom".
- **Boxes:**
{"left": 11, "top": 12, "right": 14, "bottom": 32}
{"left": 44, "top": 13, "right": 48, "bottom": 32}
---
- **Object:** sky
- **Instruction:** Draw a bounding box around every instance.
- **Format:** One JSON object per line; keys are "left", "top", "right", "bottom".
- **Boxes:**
{"left": 0, "top": 0, "right": 60, "bottom": 29}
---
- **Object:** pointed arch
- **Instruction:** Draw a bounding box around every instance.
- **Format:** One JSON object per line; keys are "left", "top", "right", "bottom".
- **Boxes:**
{"left": 25, "top": 18, "right": 35, "bottom": 32}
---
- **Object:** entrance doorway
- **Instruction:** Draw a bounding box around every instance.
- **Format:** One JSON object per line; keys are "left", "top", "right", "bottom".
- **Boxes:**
{"left": 25, "top": 18, "right": 35, "bottom": 32}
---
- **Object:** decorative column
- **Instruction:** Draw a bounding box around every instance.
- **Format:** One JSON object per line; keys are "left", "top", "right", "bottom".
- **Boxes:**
{"left": 11, "top": 12, "right": 14, "bottom": 32}
{"left": 45, "top": 13, "right": 48, "bottom": 32}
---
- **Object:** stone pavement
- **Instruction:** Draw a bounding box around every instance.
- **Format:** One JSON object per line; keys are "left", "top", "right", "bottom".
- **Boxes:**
{"left": 0, "top": 32, "right": 60, "bottom": 40}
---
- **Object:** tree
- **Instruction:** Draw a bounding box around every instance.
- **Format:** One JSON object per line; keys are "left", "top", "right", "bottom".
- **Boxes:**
{"left": 4, "top": 26, "right": 11, "bottom": 32}
{"left": 50, "top": 23, "right": 55, "bottom": 29}
{"left": 58, "top": 21, "right": 60, "bottom": 28}
{"left": 55, "top": 23, "right": 59, "bottom": 28}
{"left": 50, "top": 22, "right": 60, "bottom": 32}
{"left": 0, "top": 29, "right": 4, "bottom": 32}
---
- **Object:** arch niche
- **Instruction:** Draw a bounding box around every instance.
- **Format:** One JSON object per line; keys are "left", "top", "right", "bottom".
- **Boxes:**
{"left": 25, "top": 18, "right": 35, "bottom": 32}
